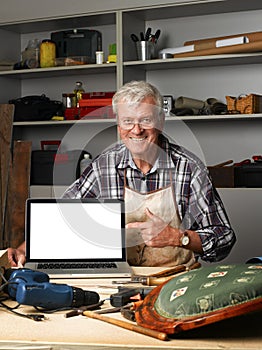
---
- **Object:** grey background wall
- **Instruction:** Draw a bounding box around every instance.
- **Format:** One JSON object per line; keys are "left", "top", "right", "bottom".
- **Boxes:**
{"left": 1, "top": 0, "right": 180, "bottom": 23}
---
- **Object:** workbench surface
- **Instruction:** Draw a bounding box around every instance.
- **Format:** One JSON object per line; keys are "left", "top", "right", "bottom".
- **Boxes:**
{"left": 0, "top": 277, "right": 261, "bottom": 350}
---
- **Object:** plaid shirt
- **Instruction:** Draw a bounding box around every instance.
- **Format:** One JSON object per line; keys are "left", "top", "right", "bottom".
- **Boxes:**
{"left": 63, "top": 134, "right": 236, "bottom": 262}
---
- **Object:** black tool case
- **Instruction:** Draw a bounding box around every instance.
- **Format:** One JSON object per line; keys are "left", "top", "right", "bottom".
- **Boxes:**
{"left": 31, "top": 141, "right": 85, "bottom": 185}
{"left": 235, "top": 163, "right": 262, "bottom": 187}
{"left": 31, "top": 149, "right": 86, "bottom": 185}
{"left": 51, "top": 29, "right": 102, "bottom": 63}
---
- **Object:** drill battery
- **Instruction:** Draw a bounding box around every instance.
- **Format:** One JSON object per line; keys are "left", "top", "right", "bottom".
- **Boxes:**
{"left": 110, "top": 286, "right": 154, "bottom": 307}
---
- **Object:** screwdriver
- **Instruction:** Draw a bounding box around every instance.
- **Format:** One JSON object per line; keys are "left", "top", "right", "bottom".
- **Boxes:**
{"left": 139, "top": 275, "right": 175, "bottom": 286}
{"left": 113, "top": 262, "right": 201, "bottom": 286}
{"left": 112, "top": 275, "right": 175, "bottom": 286}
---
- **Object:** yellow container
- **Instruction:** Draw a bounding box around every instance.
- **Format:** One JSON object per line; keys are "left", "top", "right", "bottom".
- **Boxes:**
{"left": 40, "top": 40, "right": 56, "bottom": 68}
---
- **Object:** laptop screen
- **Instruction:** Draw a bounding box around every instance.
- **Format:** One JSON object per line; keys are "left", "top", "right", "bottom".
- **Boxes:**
{"left": 25, "top": 198, "right": 126, "bottom": 262}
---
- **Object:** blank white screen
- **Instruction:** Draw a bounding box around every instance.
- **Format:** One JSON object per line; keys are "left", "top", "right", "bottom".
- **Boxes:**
{"left": 28, "top": 202, "right": 123, "bottom": 260}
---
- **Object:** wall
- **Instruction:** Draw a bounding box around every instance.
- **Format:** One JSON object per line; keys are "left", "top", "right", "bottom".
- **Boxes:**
{"left": 215, "top": 189, "right": 262, "bottom": 264}
{"left": 0, "top": 0, "right": 183, "bottom": 23}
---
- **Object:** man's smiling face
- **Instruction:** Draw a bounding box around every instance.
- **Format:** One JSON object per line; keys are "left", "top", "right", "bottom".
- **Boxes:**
{"left": 117, "top": 97, "right": 164, "bottom": 161}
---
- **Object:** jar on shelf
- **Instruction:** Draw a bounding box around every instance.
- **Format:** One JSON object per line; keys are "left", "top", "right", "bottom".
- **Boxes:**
{"left": 62, "top": 93, "right": 77, "bottom": 108}
{"left": 40, "top": 39, "right": 56, "bottom": 68}
{"left": 21, "top": 39, "right": 40, "bottom": 68}
{"left": 74, "top": 81, "right": 85, "bottom": 107}
{"left": 80, "top": 152, "right": 92, "bottom": 174}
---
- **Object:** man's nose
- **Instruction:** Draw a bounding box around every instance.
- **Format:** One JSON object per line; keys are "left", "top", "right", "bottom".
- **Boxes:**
{"left": 131, "top": 123, "right": 144, "bottom": 132}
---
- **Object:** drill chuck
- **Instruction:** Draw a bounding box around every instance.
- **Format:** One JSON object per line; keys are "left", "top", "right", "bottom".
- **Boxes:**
{"left": 72, "top": 287, "right": 99, "bottom": 307}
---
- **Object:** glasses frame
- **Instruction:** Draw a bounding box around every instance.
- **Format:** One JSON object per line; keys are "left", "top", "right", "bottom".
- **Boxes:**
{"left": 118, "top": 116, "right": 159, "bottom": 131}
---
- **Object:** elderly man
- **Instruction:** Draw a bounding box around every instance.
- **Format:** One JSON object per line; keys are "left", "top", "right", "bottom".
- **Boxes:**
{"left": 8, "top": 80, "right": 236, "bottom": 267}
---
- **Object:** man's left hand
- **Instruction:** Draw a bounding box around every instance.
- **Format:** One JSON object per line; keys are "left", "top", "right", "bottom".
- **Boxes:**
{"left": 126, "top": 207, "right": 178, "bottom": 247}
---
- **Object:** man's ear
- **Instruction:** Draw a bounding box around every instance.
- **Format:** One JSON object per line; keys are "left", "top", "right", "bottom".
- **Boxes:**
{"left": 117, "top": 124, "right": 122, "bottom": 137}
{"left": 157, "top": 111, "right": 165, "bottom": 132}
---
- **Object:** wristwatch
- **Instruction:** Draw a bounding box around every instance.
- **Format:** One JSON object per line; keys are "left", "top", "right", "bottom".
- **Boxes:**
{"left": 180, "top": 231, "right": 190, "bottom": 247}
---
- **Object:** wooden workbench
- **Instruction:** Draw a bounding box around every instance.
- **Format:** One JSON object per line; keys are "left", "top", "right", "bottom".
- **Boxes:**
{"left": 0, "top": 277, "right": 261, "bottom": 350}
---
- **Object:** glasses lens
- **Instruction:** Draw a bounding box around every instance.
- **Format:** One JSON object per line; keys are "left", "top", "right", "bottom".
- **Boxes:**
{"left": 119, "top": 119, "right": 155, "bottom": 130}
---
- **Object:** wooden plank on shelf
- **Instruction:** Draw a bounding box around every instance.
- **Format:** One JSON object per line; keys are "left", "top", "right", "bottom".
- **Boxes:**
{"left": 184, "top": 31, "right": 262, "bottom": 47}
{"left": 174, "top": 40, "right": 262, "bottom": 58}
{"left": 0, "top": 104, "right": 14, "bottom": 249}
{"left": 4, "top": 141, "right": 31, "bottom": 248}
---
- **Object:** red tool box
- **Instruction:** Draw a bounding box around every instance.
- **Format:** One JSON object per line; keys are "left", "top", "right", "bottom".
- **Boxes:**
{"left": 78, "top": 98, "right": 112, "bottom": 107}
{"left": 82, "top": 91, "right": 115, "bottom": 99}
{"left": 64, "top": 91, "right": 115, "bottom": 120}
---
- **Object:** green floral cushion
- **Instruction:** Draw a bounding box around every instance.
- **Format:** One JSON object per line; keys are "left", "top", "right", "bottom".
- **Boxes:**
{"left": 154, "top": 264, "right": 262, "bottom": 319}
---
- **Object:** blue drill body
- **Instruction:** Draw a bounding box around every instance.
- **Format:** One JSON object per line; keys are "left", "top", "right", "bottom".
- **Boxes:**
{"left": 6, "top": 268, "right": 99, "bottom": 309}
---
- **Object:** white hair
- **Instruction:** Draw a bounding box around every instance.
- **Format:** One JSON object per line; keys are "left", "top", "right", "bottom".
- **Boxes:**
{"left": 112, "top": 80, "right": 163, "bottom": 116}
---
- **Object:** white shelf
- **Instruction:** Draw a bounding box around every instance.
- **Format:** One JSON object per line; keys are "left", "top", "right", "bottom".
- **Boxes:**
{"left": 166, "top": 113, "right": 262, "bottom": 121}
{"left": 2, "top": 52, "right": 261, "bottom": 80}
{"left": 13, "top": 113, "right": 262, "bottom": 127}
{"left": 13, "top": 118, "right": 117, "bottom": 126}
{"left": 124, "top": 53, "right": 262, "bottom": 70}
{"left": 0, "top": 63, "right": 117, "bottom": 79}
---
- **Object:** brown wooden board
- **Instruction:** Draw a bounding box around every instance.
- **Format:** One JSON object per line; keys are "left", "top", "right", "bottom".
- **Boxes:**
{"left": 0, "top": 104, "right": 14, "bottom": 249}
{"left": 0, "top": 249, "right": 11, "bottom": 297}
{"left": 184, "top": 31, "right": 262, "bottom": 47}
{"left": 4, "top": 141, "right": 31, "bottom": 248}
{"left": 174, "top": 40, "right": 262, "bottom": 58}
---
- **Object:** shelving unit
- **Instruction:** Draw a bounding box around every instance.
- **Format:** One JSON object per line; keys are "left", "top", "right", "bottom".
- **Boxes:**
{"left": 1, "top": 0, "right": 262, "bottom": 166}
{"left": 1, "top": 0, "right": 262, "bottom": 261}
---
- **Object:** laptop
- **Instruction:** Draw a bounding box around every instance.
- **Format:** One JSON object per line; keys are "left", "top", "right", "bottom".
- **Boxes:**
{"left": 25, "top": 198, "right": 132, "bottom": 278}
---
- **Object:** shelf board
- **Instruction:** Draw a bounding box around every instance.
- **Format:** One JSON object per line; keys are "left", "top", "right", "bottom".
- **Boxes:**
{"left": 0, "top": 63, "right": 117, "bottom": 79}
{"left": 13, "top": 118, "right": 117, "bottom": 127}
{"left": 165, "top": 113, "right": 262, "bottom": 121}
{"left": 13, "top": 113, "right": 262, "bottom": 126}
{"left": 124, "top": 53, "right": 262, "bottom": 70}
{"left": 3, "top": 53, "right": 262, "bottom": 79}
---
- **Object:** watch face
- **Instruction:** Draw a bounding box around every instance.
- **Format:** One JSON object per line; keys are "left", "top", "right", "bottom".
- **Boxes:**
{"left": 181, "top": 234, "right": 190, "bottom": 246}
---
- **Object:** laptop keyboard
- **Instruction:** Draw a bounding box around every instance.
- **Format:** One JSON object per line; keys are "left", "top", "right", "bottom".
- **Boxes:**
{"left": 37, "top": 262, "right": 117, "bottom": 270}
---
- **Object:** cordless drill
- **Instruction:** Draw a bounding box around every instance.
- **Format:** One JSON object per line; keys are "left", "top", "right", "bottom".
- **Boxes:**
{"left": 5, "top": 268, "right": 99, "bottom": 310}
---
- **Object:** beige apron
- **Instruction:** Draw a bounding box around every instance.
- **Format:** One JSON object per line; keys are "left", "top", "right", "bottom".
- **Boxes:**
{"left": 125, "top": 171, "right": 196, "bottom": 267}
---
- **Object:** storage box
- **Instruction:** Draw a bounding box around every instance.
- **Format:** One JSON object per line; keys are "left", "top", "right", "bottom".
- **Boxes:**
{"left": 82, "top": 91, "right": 115, "bottom": 99}
{"left": 79, "top": 98, "right": 112, "bottom": 107}
{"left": 31, "top": 150, "right": 85, "bottom": 185}
{"left": 208, "top": 163, "right": 262, "bottom": 188}
{"left": 234, "top": 163, "right": 262, "bottom": 187}
{"left": 208, "top": 166, "right": 235, "bottom": 188}
{"left": 64, "top": 107, "right": 80, "bottom": 120}
{"left": 31, "top": 141, "right": 85, "bottom": 185}
{"left": 55, "top": 56, "right": 91, "bottom": 66}
{"left": 80, "top": 106, "right": 114, "bottom": 119}
{"left": 51, "top": 29, "right": 102, "bottom": 64}
{"left": 226, "top": 94, "right": 262, "bottom": 114}
{"left": 31, "top": 149, "right": 56, "bottom": 185}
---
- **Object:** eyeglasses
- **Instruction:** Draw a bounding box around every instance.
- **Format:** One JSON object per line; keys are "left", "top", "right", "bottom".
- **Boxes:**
{"left": 118, "top": 117, "right": 156, "bottom": 130}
